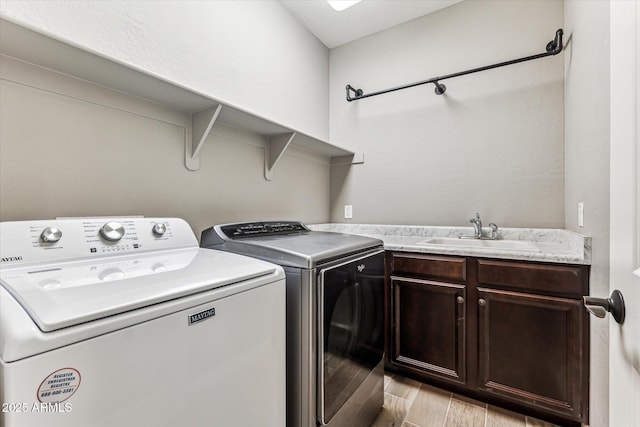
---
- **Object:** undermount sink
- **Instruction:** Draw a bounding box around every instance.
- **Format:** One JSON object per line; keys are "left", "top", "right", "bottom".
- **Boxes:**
{"left": 417, "top": 237, "right": 540, "bottom": 251}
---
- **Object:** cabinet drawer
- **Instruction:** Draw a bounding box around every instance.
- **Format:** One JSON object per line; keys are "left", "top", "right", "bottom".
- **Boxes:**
{"left": 390, "top": 253, "right": 466, "bottom": 283}
{"left": 476, "top": 259, "right": 588, "bottom": 297}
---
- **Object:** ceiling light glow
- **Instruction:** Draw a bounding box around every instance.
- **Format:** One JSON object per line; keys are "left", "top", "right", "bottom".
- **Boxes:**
{"left": 327, "top": 0, "right": 362, "bottom": 12}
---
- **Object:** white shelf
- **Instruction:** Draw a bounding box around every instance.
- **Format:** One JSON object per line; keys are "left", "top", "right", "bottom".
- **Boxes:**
{"left": 0, "top": 17, "right": 355, "bottom": 177}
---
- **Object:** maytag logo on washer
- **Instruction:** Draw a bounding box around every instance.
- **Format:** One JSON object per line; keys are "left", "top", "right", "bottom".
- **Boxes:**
{"left": 1, "top": 256, "right": 22, "bottom": 263}
{"left": 357, "top": 264, "right": 366, "bottom": 272}
{"left": 188, "top": 307, "right": 216, "bottom": 325}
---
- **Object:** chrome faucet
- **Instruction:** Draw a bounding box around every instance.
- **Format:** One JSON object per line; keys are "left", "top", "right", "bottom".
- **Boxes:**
{"left": 460, "top": 213, "right": 500, "bottom": 240}
{"left": 470, "top": 213, "right": 482, "bottom": 238}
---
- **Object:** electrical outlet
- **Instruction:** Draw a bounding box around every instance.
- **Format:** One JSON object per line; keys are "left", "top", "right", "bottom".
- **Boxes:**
{"left": 578, "top": 202, "right": 584, "bottom": 227}
{"left": 344, "top": 205, "right": 353, "bottom": 219}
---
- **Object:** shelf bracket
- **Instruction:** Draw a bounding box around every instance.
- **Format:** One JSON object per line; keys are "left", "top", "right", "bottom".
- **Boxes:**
{"left": 265, "top": 132, "right": 296, "bottom": 181}
{"left": 185, "top": 104, "right": 223, "bottom": 171}
{"left": 331, "top": 152, "right": 365, "bottom": 166}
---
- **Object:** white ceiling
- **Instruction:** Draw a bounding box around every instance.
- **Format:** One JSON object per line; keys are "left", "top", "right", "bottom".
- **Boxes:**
{"left": 278, "top": 0, "right": 463, "bottom": 49}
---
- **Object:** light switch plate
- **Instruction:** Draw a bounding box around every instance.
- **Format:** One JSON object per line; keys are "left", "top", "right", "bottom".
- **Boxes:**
{"left": 344, "top": 205, "right": 353, "bottom": 219}
{"left": 578, "top": 202, "right": 584, "bottom": 227}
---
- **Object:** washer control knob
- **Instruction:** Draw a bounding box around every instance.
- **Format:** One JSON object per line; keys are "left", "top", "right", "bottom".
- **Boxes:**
{"left": 152, "top": 223, "right": 167, "bottom": 237}
{"left": 100, "top": 222, "right": 125, "bottom": 242}
{"left": 40, "top": 227, "right": 62, "bottom": 243}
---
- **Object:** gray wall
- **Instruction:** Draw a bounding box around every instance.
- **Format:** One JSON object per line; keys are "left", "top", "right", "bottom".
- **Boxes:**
{"left": 0, "top": 0, "right": 333, "bottom": 235}
{"left": 329, "top": 0, "right": 565, "bottom": 228}
{"left": 0, "top": 55, "right": 330, "bottom": 235}
{"left": 0, "top": 0, "right": 330, "bottom": 139}
{"left": 564, "top": 1, "right": 611, "bottom": 426}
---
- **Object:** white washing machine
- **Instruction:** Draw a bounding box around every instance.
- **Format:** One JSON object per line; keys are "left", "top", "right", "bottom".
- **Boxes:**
{"left": 0, "top": 217, "right": 286, "bottom": 427}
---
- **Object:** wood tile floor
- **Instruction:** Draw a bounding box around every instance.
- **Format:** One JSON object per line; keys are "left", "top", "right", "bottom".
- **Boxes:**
{"left": 371, "top": 374, "right": 562, "bottom": 427}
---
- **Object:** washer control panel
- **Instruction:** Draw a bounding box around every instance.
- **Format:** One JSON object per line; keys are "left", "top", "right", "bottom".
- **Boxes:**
{"left": 0, "top": 217, "right": 198, "bottom": 269}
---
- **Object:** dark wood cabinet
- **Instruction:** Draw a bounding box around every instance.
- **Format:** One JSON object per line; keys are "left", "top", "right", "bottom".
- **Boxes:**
{"left": 477, "top": 288, "right": 586, "bottom": 421}
{"left": 386, "top": 252, "right": 589, "bottom": 426}
{"left": 391, "top": 277, "right": 466, "bottom": 383}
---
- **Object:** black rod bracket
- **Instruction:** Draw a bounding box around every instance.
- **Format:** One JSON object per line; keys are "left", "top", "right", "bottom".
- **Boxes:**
{"left": 346, "top": 84, "right": 364, "bottom": 102}
{"left": 346, "top": 29, "right": 563, "bottom": 102}
{"left": 546, "top": 28, "right": 564, "bottom": 54}
{"left": 433, "top": 81, "right": 446, "bottom": 95}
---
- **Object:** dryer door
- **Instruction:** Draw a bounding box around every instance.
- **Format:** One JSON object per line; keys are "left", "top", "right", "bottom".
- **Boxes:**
{"left": 317, "top": 249, "right": 385, "bottom": 425}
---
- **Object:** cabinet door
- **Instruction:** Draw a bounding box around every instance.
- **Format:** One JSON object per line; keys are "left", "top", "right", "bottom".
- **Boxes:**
{"left": 477, "top": 288, "right": 586, "bottom": 421}
{"left": 390, "top": 277, "right": 466, "bottom": 384}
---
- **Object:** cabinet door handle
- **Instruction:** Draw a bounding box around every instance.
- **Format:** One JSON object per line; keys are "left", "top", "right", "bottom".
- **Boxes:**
{"left": 478, "top": 298, "right": 487, "bottom": 306}
{"left": 457, "top": 296, "right": 465, "bottom": 304}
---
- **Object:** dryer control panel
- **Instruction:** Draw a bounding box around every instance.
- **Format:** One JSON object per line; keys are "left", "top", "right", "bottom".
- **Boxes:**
{"left": 0, "top": 217, "right": 197, "bottom": 269}
{"left": 218, "top": 221, "right": 309, "bottom": 239}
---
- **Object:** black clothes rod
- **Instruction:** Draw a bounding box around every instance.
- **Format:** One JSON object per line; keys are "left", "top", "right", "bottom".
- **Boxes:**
{"left": 345, "top": 29, "right": 564, "bottom": 101}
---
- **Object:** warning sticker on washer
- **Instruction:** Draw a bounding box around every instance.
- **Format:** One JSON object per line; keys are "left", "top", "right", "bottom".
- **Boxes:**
{"left": 37, "top": 368, "right": 81, "bottom": 403}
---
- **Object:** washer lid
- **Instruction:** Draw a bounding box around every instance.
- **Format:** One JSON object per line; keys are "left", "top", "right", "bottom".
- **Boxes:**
{"left": 0, "top": 248, "right": 279, "bottom": 332}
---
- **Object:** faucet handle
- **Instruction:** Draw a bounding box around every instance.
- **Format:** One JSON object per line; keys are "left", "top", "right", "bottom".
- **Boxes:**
{"left": 489, "top": 223, "right": 499, "bottom": 239}
{"left": 470, "top": 212, "right": 481, "bottom": 223}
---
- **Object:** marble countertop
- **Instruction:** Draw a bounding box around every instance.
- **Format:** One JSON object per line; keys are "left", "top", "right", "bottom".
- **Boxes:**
{"left": 307, "top": 223, "right": 591, "bottom": 265}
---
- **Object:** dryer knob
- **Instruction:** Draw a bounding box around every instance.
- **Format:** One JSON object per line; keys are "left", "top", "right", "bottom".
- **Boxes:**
{"left": 100, "top": 222, "right": 125, "bottom": 242}
{"left": 40, "top": 227, "right": 62, "bottom": 243}
{"left": 152, "top": 223, "right": 167, "bottom": 237}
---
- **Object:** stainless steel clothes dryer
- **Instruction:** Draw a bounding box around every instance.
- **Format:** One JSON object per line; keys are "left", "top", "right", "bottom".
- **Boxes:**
{"left": 200, "top": 221, "right": 385, "bottom": 427}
